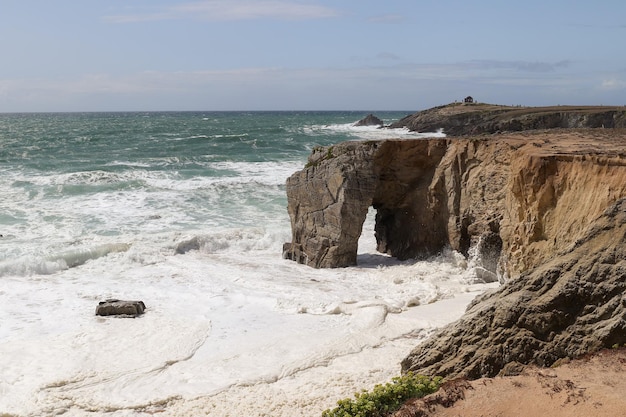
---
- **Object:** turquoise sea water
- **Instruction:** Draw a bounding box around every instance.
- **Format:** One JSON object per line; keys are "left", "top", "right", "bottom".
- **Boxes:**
{"left": 0, "top": 111, "right": 416, "bottom": 258}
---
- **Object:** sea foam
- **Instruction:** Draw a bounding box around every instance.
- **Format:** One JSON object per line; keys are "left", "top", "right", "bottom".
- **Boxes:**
{"left": 0, "top": 112, "right": 490, "bottom": 417}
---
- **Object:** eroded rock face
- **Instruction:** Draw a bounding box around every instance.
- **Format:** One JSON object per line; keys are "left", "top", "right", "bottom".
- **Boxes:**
{"left": 283, "top": 142, "right": 379, "bottom": 268}
{"left": 283, "top": 140, "right": 451, "bottom": 267}
{"left": 284, "top": 125, "right": 626, "bottom": 383}
{"left": 401, "top": 199, "right": 626, "bottom": 379}
{"left": 284, "top": 130, "right": 626, "bottom": 280}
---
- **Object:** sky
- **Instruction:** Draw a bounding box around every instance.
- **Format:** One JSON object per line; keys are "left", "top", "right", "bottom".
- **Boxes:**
{"left": 0, "top": 0, "right": 625, "bottom": 112}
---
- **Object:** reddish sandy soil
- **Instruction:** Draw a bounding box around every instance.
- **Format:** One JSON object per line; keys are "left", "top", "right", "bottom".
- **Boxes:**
{"left": 396, "top": 348, "right": 626, "bottom": 417}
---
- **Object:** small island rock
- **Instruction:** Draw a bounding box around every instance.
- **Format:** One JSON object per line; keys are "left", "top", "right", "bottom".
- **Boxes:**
{"left": 355, "top": 113, "right": 384, "bottom": 127}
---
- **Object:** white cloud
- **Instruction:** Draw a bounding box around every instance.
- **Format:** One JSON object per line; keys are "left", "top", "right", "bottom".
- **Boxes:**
{"left": 465, "top": 60, "right": 572, "bottom": 73}
{"left": 104, "top": 1, "right": 339, "bottom": 23}
{"left": 601, "top": 78, "right": 626, "bottom": 90}
{"left": 0, "top": 64, "right": 577, "bottom": 103}
{"left": 1, "top": 61, "right": 622, "bottom": 111}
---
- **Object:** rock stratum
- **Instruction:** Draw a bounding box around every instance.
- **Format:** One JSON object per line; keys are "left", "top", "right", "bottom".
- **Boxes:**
{"left": 283, "top": 122, "right": 626, "bottom": 380}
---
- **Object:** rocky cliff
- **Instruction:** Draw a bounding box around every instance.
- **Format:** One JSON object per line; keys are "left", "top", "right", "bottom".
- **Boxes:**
{"left": 283, "top": 139, "right": 461, "bottom": 268}
{"left": 390, "top": 103, "right": 626, "bottom": 136}
{"left": 401, "top": 197, "right": 626, "bottom": 379}
{"left": 284, "top": 127, "right": 626, "bottom": 378}
{"left": 284, "top": 129, "right": 626, "bottom": 279}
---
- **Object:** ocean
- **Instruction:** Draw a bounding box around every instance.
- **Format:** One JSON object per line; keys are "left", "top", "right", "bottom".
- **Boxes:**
{"left": 0, "top": 111, "right": 497, "bottom": 417}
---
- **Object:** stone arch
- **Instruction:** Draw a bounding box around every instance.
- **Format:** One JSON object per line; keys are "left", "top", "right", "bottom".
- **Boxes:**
{"left": 283, "top": 139, "right": 451, "bottom": 268}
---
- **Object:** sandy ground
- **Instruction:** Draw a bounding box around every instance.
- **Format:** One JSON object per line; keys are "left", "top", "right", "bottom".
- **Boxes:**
{"left": 397, "top": 347, "right": 626, "bottom": 417}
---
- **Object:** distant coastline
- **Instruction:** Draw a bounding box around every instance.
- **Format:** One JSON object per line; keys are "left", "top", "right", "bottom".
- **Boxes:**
{"left": 390, "top": 102, "right": 626, "bottom": 135}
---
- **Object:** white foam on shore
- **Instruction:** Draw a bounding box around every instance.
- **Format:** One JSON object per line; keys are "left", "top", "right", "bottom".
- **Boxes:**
{"left": 165, "top": 293, "right": 480, "bottom": 417}
{"left": 0, "top": 111, "right": 478, "bottom": 417}
{"left": 0, "top": 210, "right": 497, "bottom": 417}
{"left": 303, "top": 123, "right": 445, "bottom": 141}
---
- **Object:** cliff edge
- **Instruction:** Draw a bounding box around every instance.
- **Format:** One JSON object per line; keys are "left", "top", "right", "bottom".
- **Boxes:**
{"left": 283, "top": 127, "right": 626, "bottom": 378}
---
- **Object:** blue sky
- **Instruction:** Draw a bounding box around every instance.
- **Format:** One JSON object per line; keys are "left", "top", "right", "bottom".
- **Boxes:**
{"left": 1, "top": 0, "right": 625, "bottom": 111}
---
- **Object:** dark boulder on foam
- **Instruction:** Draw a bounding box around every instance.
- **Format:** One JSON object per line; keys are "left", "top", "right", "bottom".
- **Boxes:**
{"left": 96, "top": 299, "right": 146, "bottom": 317}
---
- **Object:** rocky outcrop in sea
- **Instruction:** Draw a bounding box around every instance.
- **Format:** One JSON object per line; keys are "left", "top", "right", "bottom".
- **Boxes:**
{"left": 355, "top": 113, "right": 384, "bottom": 127}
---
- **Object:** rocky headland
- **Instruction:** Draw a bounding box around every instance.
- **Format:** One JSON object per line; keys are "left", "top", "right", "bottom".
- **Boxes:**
{"left": 390, "top": 102, "right": 626, "bottom": 136}
{"left": 283, "top": 103, "right": 626, "bottom": 413}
